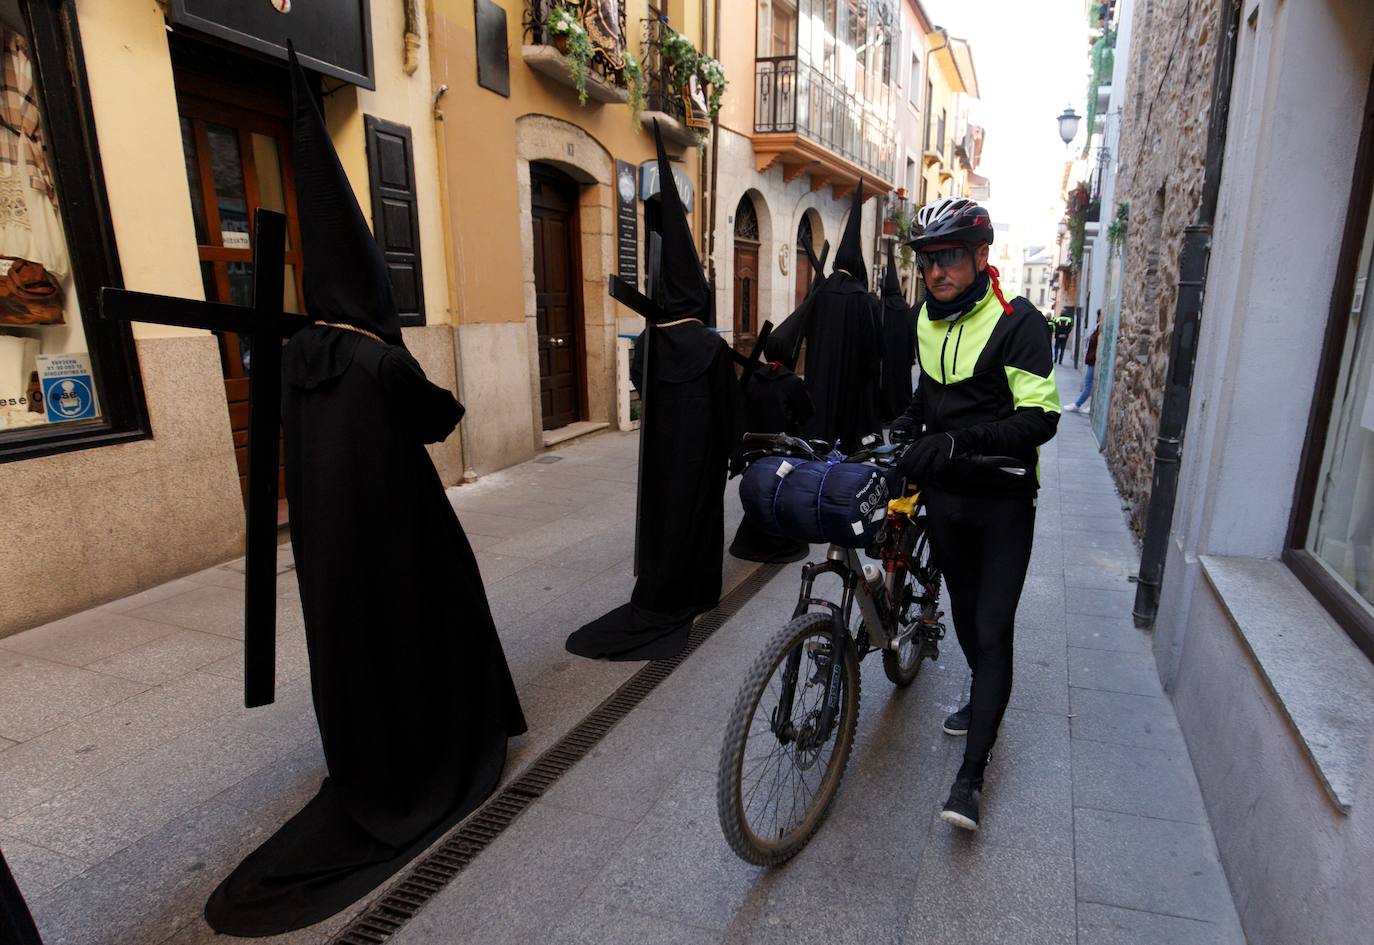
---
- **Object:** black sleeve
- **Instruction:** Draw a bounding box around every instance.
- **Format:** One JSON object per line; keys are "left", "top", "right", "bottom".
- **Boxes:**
{"left": 953, "top": 310, "right": 1061, "bottom": 456}
{"left": 379, "top": 347, "right": 464, "bottom": 444}
{"left": 718, "top": 347, "right": 747, "bottom": 478}
{"left": 629, "top": 329, "right": 646, "bottom": 394}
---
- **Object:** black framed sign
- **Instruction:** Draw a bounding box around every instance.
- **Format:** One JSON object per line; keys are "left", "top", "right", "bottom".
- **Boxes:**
{"left": 615, "top": 160, "right": 638, "bottom": 289}
{"left": 474, "top": 0, "right": 510, "bottom": 97}
{"left": 167, "top": 0, "right": 375, "bottom": 89}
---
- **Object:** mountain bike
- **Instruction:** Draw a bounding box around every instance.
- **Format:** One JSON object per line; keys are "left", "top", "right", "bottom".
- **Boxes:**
{"left": 716, "top": 432, "right": 1026, "bottom": 865}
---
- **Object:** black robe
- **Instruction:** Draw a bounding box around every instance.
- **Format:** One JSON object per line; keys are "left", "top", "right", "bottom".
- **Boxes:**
{"left": 1, "top": 848, "right": 41, "bottom": 945}
{"left": 730, "top": 362, "right": 814, "bottom": 563}
{"left": 765, "top": 272, "right": 883, "bottom": 452}
{"left": 566, "top": 322, "right": 743, "bottom": 660}
{"left": 205, "top": 326, "right": 527, "bottom": 936}
{"left": 879, "top": 289, "right": 917, "bottom": 421}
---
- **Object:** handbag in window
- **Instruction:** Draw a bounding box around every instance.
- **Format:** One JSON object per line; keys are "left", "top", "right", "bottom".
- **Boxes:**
{"left": 0, "top": 255, "right": 62, "bottom": 325}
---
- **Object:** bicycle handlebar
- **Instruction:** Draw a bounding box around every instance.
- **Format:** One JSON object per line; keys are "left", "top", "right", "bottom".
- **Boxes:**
{"left": 740, "top": 431, "right": 1031, "bottom": 478}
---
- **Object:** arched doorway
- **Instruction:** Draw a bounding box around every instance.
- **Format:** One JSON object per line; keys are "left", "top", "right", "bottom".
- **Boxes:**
{"left": 530, "top": 161, "right": 585, "bottom": 430}
{"left": 795, "top": 209, "right": 823, "bottom": 307}
{"left": 732, "top": 195, "right": 761, "bottom": 354}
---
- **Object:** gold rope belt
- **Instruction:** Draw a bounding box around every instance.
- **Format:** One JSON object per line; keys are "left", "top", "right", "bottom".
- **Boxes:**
{"left": 655, "top": 317, "right": 704, "bottom": 328}
{"left": 313, "top": 320, "right": 384, "bottom": 344}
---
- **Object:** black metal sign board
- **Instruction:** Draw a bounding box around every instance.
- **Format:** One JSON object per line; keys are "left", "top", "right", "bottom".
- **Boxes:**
{"left": 615, "top": 160, "right": 638, "bottom": 290}
{"left": 168, "top": 0, "right": 375, "bottom": 89}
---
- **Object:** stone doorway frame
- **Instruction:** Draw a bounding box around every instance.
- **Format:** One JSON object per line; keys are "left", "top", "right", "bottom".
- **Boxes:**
{"left": 515, "top": 115, "right": 616, "bottom": 449}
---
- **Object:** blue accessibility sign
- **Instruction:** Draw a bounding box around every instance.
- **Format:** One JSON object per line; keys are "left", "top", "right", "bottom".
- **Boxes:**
{"left": 38, "top": 354, "right": 98, "bottom": 423}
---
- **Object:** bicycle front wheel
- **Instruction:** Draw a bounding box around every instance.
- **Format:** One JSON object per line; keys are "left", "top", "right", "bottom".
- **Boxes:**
{"left": 716, "top": 612, "right": 861, "bottom": 866}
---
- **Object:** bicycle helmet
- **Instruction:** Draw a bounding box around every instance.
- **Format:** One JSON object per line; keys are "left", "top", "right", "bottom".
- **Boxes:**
{"left": 908, "top": 197, "right": 994, "bottom": 249}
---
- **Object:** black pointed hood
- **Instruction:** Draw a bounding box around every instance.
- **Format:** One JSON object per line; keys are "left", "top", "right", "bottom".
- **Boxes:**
{"left": 832, "top": 181, "right": 867, "bottom": 286}
{"left": 652, "top": 121, "right": 711, "bottom": 322}
{"left": 882, "top": 241, "right": 903, "bottom": 301}
{"left": 289, "top": 43, "right": 402, "bottom": 346}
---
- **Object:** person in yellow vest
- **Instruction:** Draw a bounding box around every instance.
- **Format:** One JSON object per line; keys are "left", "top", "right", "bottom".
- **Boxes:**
{"left": 892, "top": 197, "right": 1061, "bottom": 831}
{"left": 1053, "top": 311, "right": 1074, "bottom": 364}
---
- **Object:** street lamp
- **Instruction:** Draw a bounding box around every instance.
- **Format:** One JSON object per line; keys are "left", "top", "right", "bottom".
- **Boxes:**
{"left": 1057, "top": 220, "right": 1069, "bottom": 237}
{"left": 1057, "top": 107, "right": 1081, "bottom": 147}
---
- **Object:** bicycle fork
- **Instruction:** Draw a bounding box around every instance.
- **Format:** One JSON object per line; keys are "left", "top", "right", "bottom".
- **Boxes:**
{"left": 772, "top": 556, "right": 861, "bottom": 747}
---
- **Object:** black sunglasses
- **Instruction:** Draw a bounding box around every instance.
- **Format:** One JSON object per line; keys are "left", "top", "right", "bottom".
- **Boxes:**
{"left": 914, "top": 246, "right": 970, "bottom": 271}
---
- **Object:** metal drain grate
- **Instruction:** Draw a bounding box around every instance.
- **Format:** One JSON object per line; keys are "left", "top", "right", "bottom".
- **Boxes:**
{"left": 329, "top": 560, "right": 783, "bottom": 944}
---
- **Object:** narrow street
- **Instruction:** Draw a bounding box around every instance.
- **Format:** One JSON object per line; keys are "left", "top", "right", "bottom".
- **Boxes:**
{"left": 1, "top": 364, "right": 1244, "bottom": 945}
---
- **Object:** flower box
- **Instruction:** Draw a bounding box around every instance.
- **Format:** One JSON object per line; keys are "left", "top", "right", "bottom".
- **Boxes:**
{"left": 522, "top": 44, "right": 629, "bottom": 105}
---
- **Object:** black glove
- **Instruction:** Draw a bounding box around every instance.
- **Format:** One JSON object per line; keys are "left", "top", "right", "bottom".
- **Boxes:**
{"left": 889, "top": 416, "right": 917, "bottom": 445}
{"left": 898, "top": 432, "right": 957, "bottom": 483}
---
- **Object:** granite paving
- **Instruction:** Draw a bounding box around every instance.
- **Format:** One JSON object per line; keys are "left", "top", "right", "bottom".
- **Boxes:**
{"left": 1, "top": 367, "right": 1248, "bottom": 944}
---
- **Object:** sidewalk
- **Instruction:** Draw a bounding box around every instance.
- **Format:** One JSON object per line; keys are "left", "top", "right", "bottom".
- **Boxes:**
{"left": 0, "top": 365, "right": 1248, "bottom": 945}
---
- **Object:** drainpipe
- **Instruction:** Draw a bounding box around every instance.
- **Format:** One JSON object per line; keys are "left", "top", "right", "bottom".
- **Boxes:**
{"left": 432, "top": 83, "right": 478, "bottom": 483}
{"left": 1132, "top": 0, "right": 1242, "bottom": 627}
{"left": 922, "top": 27, "right": 948, "bottom": 183}
{"left": 705, "top": 0, "right": 722, "bottom": 320}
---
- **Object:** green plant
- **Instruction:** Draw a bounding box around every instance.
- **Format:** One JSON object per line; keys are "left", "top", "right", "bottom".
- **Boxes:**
{"left": 659, "top": 26, "right": 728, "bottom": 122}
{"left": 623, "top": 50, "right": 646, "bottom": 127}
{"left": 547, "top": 4, "right": 594, "bottom": 105}
{"left": 1065, "top": 181, "right": 1091, "bottom": 272}
{"left": 1106, "top": 200, "right": 1129, "bottom": 253}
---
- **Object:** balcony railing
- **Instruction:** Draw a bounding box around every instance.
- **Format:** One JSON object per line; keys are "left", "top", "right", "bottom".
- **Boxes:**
{"left": 755, "top": 55, "right": 895, "bottom": 180}
{"left": 642, "top": 15, "right": 687, "bottom": 126}
{"left": 524, "top": 0, "right": 630, "bottom": 88}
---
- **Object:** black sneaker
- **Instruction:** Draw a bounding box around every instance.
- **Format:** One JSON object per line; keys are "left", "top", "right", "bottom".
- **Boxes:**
{"left": 940, "top": 778, "right": 981, "bottom": 831}
{"left": 943, "top": 703, "right": 971, "bottom": 736}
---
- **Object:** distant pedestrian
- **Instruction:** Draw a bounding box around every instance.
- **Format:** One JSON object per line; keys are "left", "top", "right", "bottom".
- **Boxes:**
{"left": 1066, "top": 317, "right": 1101, "bottom": 413}
{"left": 1053, "top": 311, "right": 1073, "bottom": 363}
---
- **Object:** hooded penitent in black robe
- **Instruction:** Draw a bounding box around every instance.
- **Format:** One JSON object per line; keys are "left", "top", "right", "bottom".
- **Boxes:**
{"left": 765, "top": 183, "right": 883, "bottom": 452}
{"left": 878, "top": 242, "right": 917, "bottom": 421}
{"left": 565, "top": 122, "right": 743, "bottom": 661}
{"left": 1, "top": 848, "right": 42, "bottom": 945}
{"left": 729, "top": 355, "right": 814, "bottom": 562}
{"left": 204, "top": 48, "right": 525, "bottom": 937}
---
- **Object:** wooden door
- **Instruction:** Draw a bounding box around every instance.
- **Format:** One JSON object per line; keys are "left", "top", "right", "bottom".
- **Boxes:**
{"left": 795, "top": 248, "right": 811, "bottom": 308}
{"left": 732, "top": 241, "right": 759, "bottom": 355}
{"left": 176, "top": 68, "right": 304, "bottom": 520}
{"left": 531, "top": 166, "right": 583, "bottom": 430}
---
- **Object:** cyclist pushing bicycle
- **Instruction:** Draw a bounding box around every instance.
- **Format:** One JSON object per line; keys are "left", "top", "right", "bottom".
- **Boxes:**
{"left": 715, "top": 197, "right": 1059, "bottom": 862}
{"left": 894, "top": 197, "right": 1061, "bottom": 830}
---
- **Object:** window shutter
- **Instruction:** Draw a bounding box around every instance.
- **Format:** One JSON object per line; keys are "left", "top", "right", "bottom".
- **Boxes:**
{"left": 364, "top": 115, "right": 425, "bottom": 325}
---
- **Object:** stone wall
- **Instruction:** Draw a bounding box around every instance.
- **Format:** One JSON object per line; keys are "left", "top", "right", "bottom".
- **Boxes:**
{"left": 1104, "top": 0, "right": 1221, "bottom": 534}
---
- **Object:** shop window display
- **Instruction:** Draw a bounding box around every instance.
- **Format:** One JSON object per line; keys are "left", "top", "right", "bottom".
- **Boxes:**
{"left": 0, "top": 11, "right": 96, "bottom": 436}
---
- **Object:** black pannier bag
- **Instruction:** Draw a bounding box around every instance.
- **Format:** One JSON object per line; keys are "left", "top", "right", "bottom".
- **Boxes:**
{"left": 739, "top": 456, "right": 891, "bottom": 549}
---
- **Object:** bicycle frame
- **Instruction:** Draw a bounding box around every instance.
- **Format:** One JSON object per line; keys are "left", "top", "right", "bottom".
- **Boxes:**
{"left": 771, "top": 545, "right": 891, "bottom": 747}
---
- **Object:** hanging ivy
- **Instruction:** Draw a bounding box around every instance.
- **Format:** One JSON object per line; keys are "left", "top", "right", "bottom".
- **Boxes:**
{"left": 622, "top": 50, "right": 647, "bottom": 127}
{"left": 1065, "top": 181, "right": 1091, "bottom": 272}
{"left": 1106, "top": 200, "right": 1130, "bottom": 253}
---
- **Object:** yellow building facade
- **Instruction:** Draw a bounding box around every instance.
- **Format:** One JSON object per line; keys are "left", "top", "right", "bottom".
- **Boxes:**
{"left": 428, "top": 0, "right": 710, "bottom": 473}
{"left": 917, "top": 32, "right": 978, "bottom": 208}
{"left": 0, "top": 0, "right": 717, "bottom": 637}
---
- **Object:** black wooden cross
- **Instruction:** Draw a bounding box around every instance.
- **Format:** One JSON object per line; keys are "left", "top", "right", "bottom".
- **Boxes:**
{"left": 100, "top": 209, "right": 309, "bottom": 708}
{"left": 609, "top": 231, "right": 662, "bottom": 577}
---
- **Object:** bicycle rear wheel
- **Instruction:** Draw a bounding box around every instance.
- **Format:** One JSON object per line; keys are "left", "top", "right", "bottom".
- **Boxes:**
{"left": 716, "top": 612, "right": 861, "bottom": 866}
{"left": 883, "top": 522, "right": 937, "bottom": 687}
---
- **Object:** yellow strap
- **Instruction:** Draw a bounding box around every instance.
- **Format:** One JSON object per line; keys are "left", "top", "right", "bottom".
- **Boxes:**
{"left": 314, "top": 320, "right": 384, "bottom": 344}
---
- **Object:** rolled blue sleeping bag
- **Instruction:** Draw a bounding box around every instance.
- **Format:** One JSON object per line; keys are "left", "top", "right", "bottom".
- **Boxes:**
{"left": 739, "top": 457, "right": 891, "bottom": 548}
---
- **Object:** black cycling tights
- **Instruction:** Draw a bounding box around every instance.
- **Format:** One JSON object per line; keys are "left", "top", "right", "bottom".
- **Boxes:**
{"left": 923, "top": 489, "right": 1037, "bottom": 771}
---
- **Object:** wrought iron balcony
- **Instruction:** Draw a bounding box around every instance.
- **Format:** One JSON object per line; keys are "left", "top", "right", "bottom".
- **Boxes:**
{"left": 640, "top": 15, "right": 697, "bottom": 146}
{"left": 754, "top": 55, "right": 895, "bottom": 181}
